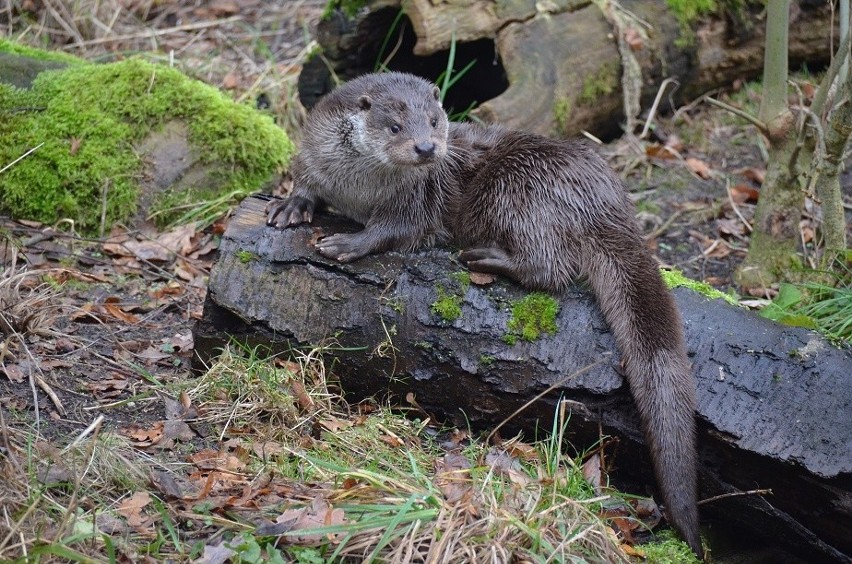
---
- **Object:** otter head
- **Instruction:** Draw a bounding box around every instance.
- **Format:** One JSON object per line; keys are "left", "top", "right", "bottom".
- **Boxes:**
{"left": 349, "top": 77, "right": 449, "bottom": 168}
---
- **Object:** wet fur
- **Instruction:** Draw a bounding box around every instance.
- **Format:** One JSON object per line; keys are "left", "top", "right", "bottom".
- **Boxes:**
{"left": 267, "top": 72, "right": 702, "bottom": 557}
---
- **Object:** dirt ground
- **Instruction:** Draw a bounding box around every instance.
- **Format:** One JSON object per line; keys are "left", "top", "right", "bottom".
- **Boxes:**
{"left": 1, "top": 1, "right": 850, "bottom": 561}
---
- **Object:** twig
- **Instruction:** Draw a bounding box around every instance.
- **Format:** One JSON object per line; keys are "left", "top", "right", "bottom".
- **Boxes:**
{"left": 0, "top": 409, "right": 23, "bottom": 476}
{"left": 63, "top": 415, "right": 105, "bottom": 453}
{"left": 698, "top": 488, "right": 772, "bottom": 505}
{"left": 72, "top": 16, "right": 242, "bottom": 47}
{"left": 0, "top": 143, "right": 44, "bottom": 174}
{"left": 33, "top": 372, "right": 65, "bottom": 416}
{"left": 646, "top": 208, "right": 687, "bottom": 241}
{"left": 99, "top": 179, "right": 109, "bottom": 239}
{"left": 640, "top": 78, "right": 679, "bottom": 139}
{"left": 705, "top": 97, "right": 770, "bottom": 137}
{"left": 726, "top": 179, "right": 753, "bottom": 233}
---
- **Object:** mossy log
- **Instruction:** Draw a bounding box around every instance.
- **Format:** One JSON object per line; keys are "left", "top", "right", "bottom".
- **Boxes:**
{"left": 299, "top": 0, "right": 836, "bottom": 137}
{"left": 194, "top": 195, "right": 852, "bottom": 562}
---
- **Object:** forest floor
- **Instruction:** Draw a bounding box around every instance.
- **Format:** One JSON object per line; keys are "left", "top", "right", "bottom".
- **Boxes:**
{"left": 0, "top": 1, "right": 848, "bottom": 562}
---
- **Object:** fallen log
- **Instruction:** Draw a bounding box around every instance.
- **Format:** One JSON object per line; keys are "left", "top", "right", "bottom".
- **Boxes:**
{"left": 195, "top": 195, "right": 852, "bottom": 562}
{"left": 299, "top": 0, "right": 836, "bottom": 138}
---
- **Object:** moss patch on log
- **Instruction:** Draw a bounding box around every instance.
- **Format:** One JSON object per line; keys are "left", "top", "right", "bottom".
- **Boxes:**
{"left": 504, "top": 293, "right": 560, "bottom": 345}
{"left": 0, "top": 42, "right": 293, "bottom": 233}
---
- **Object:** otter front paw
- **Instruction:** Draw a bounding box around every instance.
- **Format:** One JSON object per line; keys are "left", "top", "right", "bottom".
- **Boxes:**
{"left": 266, "top": 196, "right": 315, "bottom": 228}
{"left": 315, "top": 233, "right": 370, "bottom": 263}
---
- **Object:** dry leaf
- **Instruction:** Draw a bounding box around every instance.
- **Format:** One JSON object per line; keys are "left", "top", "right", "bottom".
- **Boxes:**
{"left": 117, "top": 491, "right": 152, "bottom": 528}
{"left": 269, "top": 496, "right": 347, "bottom": 544}
{"left": 582, "top": 453, "right": 604, "bottom": 494}
{"left": 729, "top": 183, "right": 759, "bottom": 204}
{"left": 685, "top": 157, "right": 712, "bottom": 179}
{"left": 122, "top": 422, "right": 164, "bottom": 446}
{"left": 103, "top": 300, "right": 140, "bottom": 324}
{"left": 434, "top": 453, "right": 473, "bottom": 504}
{"left": 222, "top": 70, "right": 240, "bottom": 90}
{"left": 291, "top": 381, "right": 314, "bottom": 411}
{"left": 2, "top": 363, "right": 25, "bottom": 383}
{"left": 319, "top": 417, "right": 353, "bottom": 433}
{"left": 469, "top": 271, "right": 496, "bottom": 285}
{"left": 739, "top": 167, "right": 766, "bottom": 185}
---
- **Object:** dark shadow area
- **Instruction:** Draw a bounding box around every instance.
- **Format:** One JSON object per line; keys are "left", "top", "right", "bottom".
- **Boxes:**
{"left": 297, "top": 8, "right": 508, "bottom": 118}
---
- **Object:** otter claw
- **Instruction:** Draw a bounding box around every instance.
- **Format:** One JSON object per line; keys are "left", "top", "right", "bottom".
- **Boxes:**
{"left": 266, "top": 196, "right": 315, "bottom": 228}
{"left": 316, "top": 233, "right": 368, "bottom": 263}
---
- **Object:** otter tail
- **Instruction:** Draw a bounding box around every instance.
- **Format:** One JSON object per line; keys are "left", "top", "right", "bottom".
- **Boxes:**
{"left": 582, "top": 242, "right": 702, "bottom": 558}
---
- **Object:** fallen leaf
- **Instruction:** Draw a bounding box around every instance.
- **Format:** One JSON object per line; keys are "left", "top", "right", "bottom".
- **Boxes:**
{"left": 319, "top": 417, "right": 353, "bottom": 433}
{"left": 291, "top": 381, "right": 314, "bottom": 411}
{"left": 582, "top": 453, "right": 604, "bottom": 494}
{"left": 117, "top": 492, "right": 153, "bottom": 529}
{"left": 85, "top": 376, "right": 129, "bottom": 399}
{"left": 200, "top": 540, "right": 236, "bottom": 564}
{"left": 469, "top": 271, "right": 496, "bottom": 285}
{"left": 151, "top": 470, "right": 193, "bottom": 500}
{"left": 501, "top": 438, "right": 539, "bottom": 462}
{"left": 2, "top": 363, "right": 25, "bottom": 383}
{"left": 685, "top": 157, "right": 712, "bottom": 179}
{"left": 268, "top": 496, "right": 347, "bottom": 544}
{"left": 69, "top": 136, "right": 82, "bottom": 155}
{"left": 485, "top": 449, "right": 530, "bottom": 487}
{"left": 121, "top": 422, "right": 164, "bottom": 447}
{"left": 645, "top": 143, "right": 678, "bottom": 160}
{"left": 729, "top": 183, "right": 759, "bottom": 204}
{"left": 222, "top": 71, "right": 240, "bottom": 90}
{"left": 379, "top": 434, "right": 404, "bottom": 448}
{"left": 739, "top": 167, "right": 766, "bottom": 185}
{"left": 103, "top": 300, "right": 140, "bottom": 324}
{"left": 155, "top": 420, "right": 197, "bottom": 448}
{"left": 434, "top": 453, "right": 473, "bottom": 504}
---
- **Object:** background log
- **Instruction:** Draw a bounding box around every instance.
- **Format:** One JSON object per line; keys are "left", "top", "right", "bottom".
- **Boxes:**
{"left": 299, "top": 0, "right": 836, "bottom": 138}
{"left": 195, "top": 196, "right": 852, "bottom": 562}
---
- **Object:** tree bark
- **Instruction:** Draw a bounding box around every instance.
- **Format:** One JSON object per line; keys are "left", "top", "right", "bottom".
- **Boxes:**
{"left": 299, "top": 0, "right": 837, "bottom": 138}
{"left": 195, "top": 195, "right": 852, "bottom": 563}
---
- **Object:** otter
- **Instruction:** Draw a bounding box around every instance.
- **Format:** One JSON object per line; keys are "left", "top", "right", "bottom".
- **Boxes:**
{"left": 266, "top": 72, "right": 702, "bottom": 558}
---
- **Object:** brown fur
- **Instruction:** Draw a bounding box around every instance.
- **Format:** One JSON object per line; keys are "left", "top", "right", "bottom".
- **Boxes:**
{"left": 267, "top": 72, "right": 702, "bottom": 558}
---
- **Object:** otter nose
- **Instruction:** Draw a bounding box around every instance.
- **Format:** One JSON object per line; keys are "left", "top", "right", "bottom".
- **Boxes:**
{"left": 414, "top": 141, "right": 435, "bottom": 157}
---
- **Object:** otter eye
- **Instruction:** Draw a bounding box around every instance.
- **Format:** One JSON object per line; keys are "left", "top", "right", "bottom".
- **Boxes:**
{"left": 430, "top": 117, "right": 438, "bottom": 128}
{"left": 390, "top": 123, "right": 401, "bottom": 134}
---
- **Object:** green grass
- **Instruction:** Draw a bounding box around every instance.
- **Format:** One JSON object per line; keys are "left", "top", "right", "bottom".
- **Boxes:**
{"left": 760, "top": 278, "right": 852, "bottom": 344}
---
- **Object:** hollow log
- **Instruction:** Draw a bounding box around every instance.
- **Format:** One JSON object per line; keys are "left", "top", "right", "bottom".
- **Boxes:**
{"left": 299, "top": 0, "right": 837, "bottom": 138}
{"left": 195, "top": 196, "right": 852, "bottom": 562}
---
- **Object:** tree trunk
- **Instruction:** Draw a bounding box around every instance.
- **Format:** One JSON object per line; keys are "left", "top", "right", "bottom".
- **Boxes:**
{"left": 299, "top": 0, "right": 837, "bottom": 138}
{"left": 195, "top": 195, "right": 852, "bottom": 563}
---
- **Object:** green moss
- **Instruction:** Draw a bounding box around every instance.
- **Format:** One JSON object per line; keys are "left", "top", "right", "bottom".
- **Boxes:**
{"left": 660, "top": 269, "right": 739, "bottom": 305}
{"left": 0, "top": 49, "right": 294, "bottom": 233}
{"left": 431, "top": 285, "right": 463, "bottom": 322}
{"left": 0, "top": 38, "right": 84, "bottom": 65}
{"left": 579, "top": 62, "right": 619, "bottom": 104}
{"left": 642, "top": 530, "right": 702, "bottom": 563}
{"left": 666, "top": 0, "right": 718, "bottom": 47}
{"left": 450, "top": 270, "right": 471, "bottom": 292}
{"left": 553, "top": 96, "right": 573, "bottom": 134}
{"left": 665, "top": 0, "right": 717, "bottom": 25}
{"left": 506, "top": 293, "right": 559, "bottom": 343}
{"left": 236, "top": 250, "right": 257, "bottom": 264}
{"left": 322, "top": 0, "right": 368, "bottom": 19}
{"left": 479, "top": 354, "right": 495, "bottom": 367}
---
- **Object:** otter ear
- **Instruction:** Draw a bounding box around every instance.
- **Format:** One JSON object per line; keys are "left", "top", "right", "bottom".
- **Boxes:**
{"left": 431, "top": 86, "right": 440, "bottom": 101}
{"left": 358, "top": 95, "right": 372, "bottom": 110}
